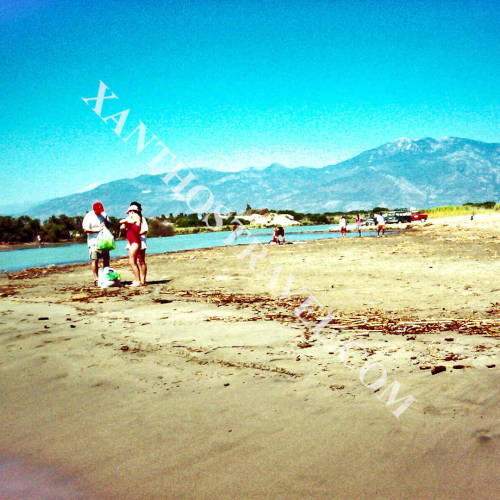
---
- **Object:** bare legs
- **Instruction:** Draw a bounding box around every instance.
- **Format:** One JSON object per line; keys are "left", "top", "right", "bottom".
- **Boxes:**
{"left": 128, "top": 243, "right": 141, "bottom": 285}
{"left": 138, "top": 249, "right": 147, "bottom": 286}
{"left": 91, "top": 259, "right": 99, "bottom": 281}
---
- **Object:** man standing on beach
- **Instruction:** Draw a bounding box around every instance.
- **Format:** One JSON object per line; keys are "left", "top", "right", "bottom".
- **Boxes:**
{"left": 82, "top": 202, "right": 110, "bottom": 285}
{"left": 339, "top": 215, "right": 347, "bottom": 239}
{"left": 375, "top": 212, "right": 385, "bottom": 237}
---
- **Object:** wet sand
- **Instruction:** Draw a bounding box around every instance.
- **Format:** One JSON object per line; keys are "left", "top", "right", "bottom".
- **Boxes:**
{"left": 0, "top": 214, "right": 499, "bottom": 499}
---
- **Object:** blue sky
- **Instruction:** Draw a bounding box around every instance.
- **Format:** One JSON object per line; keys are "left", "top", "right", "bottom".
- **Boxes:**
{"left": 1, "top": 0, "right": 499, "bottom": 206}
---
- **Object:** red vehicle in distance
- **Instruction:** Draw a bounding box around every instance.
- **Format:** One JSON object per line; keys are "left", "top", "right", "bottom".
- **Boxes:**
{"left": 410, "top": 211, "right": 428, "bottom": 221}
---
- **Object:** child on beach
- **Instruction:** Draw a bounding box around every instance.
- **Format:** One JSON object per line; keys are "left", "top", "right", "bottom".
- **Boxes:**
{"left": 120, "top": 203, "right": 144, "bottom": 287}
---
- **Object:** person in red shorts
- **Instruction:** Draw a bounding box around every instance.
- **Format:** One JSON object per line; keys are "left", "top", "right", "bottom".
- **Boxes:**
{"left": 375, "top": 212, "right": 386, "bottom": 237}
{"left": 120, "top": 203, "right": 143, "bottom": 287}
{"left": 339, "top": 215, "right": 347, "bottom": 239}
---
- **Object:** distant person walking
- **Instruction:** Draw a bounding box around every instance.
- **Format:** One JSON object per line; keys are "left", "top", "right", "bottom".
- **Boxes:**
{"left": 36, "top": 234, "right": 43, "bottom": 247}
{"left": 130, "top": 201, "right": 148, "bottom": 286}
{"left": 355, "top": 214, "right": 362, "bottom": 237}
{"left": 339, "top": 215, "right": 347, "bottom": 239}
{"left": 375, "top": 213, "right": 385, "bottom": 237}
{"left": 82, "top": 201, "right": 111, "bottom": 285}
{"left": 120, "top": 203, "right": 143, "bottom": 287}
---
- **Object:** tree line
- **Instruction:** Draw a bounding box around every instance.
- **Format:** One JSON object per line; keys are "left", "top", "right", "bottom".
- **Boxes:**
{"left": 0, "top": 214, "right": 123, "bottom": 244}
{"left": 1, "top": 201, "right": 497, "bottom": 244}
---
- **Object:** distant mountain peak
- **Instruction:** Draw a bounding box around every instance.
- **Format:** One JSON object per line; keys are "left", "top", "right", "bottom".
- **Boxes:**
{"left": 14, "top": 136, "right": 500, "bottom": 219}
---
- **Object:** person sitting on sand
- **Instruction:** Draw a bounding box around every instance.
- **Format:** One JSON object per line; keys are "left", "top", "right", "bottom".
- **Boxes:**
{"left": 120, "top": 203, "right": 144, "bottom": 287}
{"left": 273, "top": 226, "right": 285, "bottom": 244}
{"left": 82, "top": 201, "right": 111, "bottom": 286}
{"left": 375, "top": 212, "right": 385, "bottom": 237}
{"left": 339, "top": 215, "right": 347, "bottom": 239}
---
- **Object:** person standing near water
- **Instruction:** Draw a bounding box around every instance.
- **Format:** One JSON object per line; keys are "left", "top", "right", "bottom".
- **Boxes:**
{"left": 355, "top": 214, "right": 362, "bottom": 237}
{"left": 375, "top": 212, "right": 386, "bottom": 237}
{"left": 130, "top": 201, "right": 148, "bottom": 286}
{"left": 120, "top": 203, "right": 143, "bottom": 287}
{"left": 82, "top": 201, "right": 110, "bottom": 285}
{"left": 339, "top": 215, "right": 347, "bottom": 239}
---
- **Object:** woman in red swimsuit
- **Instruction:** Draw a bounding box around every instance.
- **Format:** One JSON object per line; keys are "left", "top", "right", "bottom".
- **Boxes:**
{"left": 120, "top": 204, "right": 143, "bottom": 286}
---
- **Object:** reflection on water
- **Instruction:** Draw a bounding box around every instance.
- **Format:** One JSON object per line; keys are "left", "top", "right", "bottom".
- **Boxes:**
{"left": 0, "top": 225, "right": 377, "bottom": 272}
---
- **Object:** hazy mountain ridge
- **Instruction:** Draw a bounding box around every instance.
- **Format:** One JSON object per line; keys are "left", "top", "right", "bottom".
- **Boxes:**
{"left": 17, "top": 137, "right": 500, "bottom": 218}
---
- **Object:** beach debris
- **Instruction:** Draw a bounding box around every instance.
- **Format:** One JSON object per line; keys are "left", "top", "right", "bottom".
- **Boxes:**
{"left": 453, "top": 365, "right": 466, "bottom": 369}
{"left": 224, "top": 383, "right": 230, "bottom": 387}
{"left": 431, "top": 366, "right": 446, "bottom": 375}
{"left": 38, "top": 317, "right": 49, "bottom": 320}
{"left": 173, "top": 290, "right": 500, "bottom": 338}
{"left": 445, "top": 337, "right": 454, "bottom": 341}
{"left": 153, "top": 298, "right": 173, "bottom": 304}
{"left": 486, "top": 364, "right": 496, "bottom": 368}
{"left": 419, "top": 366, "right": 431, "bottom": 370}
{"left": 0, "top": 284, "right": 20, "bottom": 297}
{"left": 329, "top": 384, "right": 345, "bottom": 390}
{"left": 297, "top": 341, "right": 313, "bottom": 348}
{"left": 120, "top": 345, "right": 129, "bottom": 351}
{"left": 443, "top": 354, "right": 462, "bottom": 361}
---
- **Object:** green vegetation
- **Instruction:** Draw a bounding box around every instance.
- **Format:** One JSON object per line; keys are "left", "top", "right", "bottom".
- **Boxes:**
{"left": 424, "top": 201, "right": 499, "bottom": 218}
{"left": 0, "top": 214, "right": 121, "bottom": 244}
{"left": 2, "top": 201, "right": 497, "bottom": 243}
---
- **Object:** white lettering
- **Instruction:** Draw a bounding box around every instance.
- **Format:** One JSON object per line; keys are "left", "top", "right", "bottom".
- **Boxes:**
{"left": 162, "top": 169, "right": 196, "bottom": 197}
{"left": 376, "top": 381, "right": 417, "bottom": 419}
{"left": 312, "top": 314, "right": 334, "bottom": 334}
{"left": 102, "top": 108, "right": 130, "bottom": 136}
{"left": 202, "top": 204, "right": 232, "bottom": 229}
{"left": 294, "top": 295, "right": 322, "bottom": 326}
{"left": 237, "top": 241, "right": 268, "bottom": 271}
{"left": 185, "top": 185, "right": 215, "bottom": 214}
{"left": 359, "top": 361, "right": 387, "bottom": 390}
{"left": 82, "top": 80, "right": 117, "bottom": 117}
{"left": 123, "top": 121, "right": 158, "bottom": 154}
{"left": 149, "top": 140, "right": 176, "bottom": 170}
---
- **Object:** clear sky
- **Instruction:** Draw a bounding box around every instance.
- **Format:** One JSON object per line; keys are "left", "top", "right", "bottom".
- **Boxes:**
{"left": 1, "top": 0, "right": 499, "bottom": 205}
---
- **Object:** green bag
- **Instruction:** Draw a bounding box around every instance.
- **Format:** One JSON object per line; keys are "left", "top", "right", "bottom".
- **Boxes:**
{"left": 96, "top": 227, "right": 116, "bottom": 251}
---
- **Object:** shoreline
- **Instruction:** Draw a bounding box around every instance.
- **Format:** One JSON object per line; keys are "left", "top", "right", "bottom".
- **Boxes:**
{"left": 2, "top": 229, "right": 393, "bottom": 275}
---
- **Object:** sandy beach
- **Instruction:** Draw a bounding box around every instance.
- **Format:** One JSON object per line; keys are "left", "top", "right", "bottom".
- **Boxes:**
{"left": 0, "top": 214, "right": 499, "bottom": 499}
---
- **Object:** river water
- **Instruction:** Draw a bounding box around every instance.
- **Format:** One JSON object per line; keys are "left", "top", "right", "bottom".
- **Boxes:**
{"left": 0, "top": 225, "right": 375, "bottom": 272}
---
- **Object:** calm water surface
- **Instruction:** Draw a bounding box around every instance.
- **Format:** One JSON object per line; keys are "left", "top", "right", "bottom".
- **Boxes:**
{"left": 0, "top": 225, "right": 376, "bottom": 272}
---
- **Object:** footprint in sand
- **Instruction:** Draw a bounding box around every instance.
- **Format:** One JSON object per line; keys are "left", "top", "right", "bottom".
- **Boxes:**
{"left": 472, "top": 429, "right": 494, "bottom": 444}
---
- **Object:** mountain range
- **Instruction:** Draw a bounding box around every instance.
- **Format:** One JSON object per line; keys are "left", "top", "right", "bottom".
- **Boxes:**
{"left": 15, "top": 137, "right": 500, "bottom": 219}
